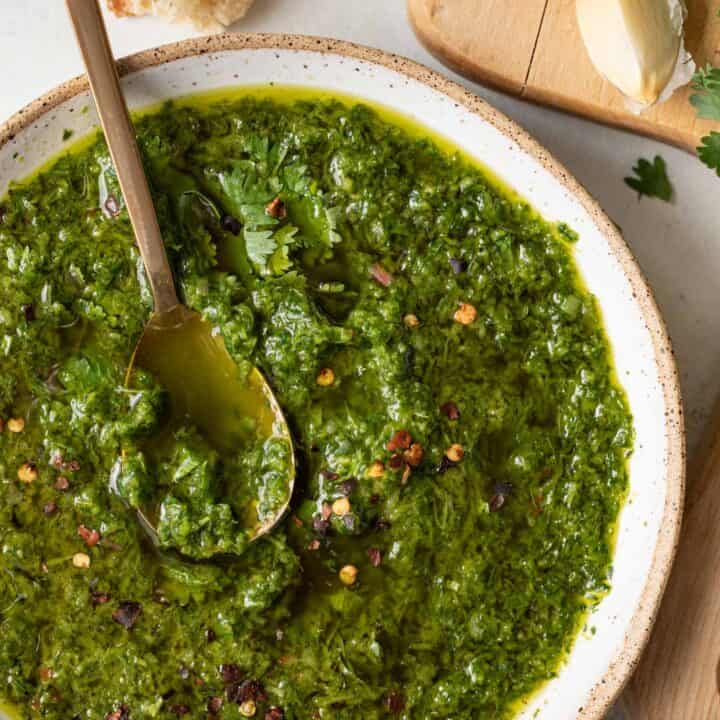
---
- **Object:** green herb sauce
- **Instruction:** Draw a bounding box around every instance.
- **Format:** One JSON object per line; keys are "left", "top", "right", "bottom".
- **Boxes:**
{"left": 0, "top": 90, "right": 633, "bottom": 719}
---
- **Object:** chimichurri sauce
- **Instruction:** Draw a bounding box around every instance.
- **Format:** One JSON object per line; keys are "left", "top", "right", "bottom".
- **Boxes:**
{"left": 0, "top": 92, "right": 633, "bottom": 720}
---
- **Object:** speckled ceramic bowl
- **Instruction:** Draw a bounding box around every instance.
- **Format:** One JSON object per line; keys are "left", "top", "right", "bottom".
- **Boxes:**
{"left": 0, "top": 34, "right": 684, "bottom": 720}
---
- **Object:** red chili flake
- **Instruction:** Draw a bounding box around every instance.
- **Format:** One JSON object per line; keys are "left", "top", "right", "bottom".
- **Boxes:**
{"left": 207, "top": 696, "right": 224, "bottom": 715}
{"left": 22, "top": 303, "right": 35, "bottom": 322}
{"left": 112, "top": 601, "right": 142, "bottom": 630}
{"left": 229, "top": 679, "right": 267, "bottom": 704}
{"left": 388, "top": 454, "right": 403, "bottom": 470}
{"left": 65, "top": 459, "right": 80, "bottom": 472}
{"left": 38, "top": 666, "right": 53, "bottom": 682}
{"left": 54, "top": 475, "right": 70, "bottom": 491}
{"left": 78, "top": 524, "right": 101, "bottom": 548}
{"left": 403, "top": 443, "right": 424, "bottom": 467}
{"left": 387, "top": 430, "right": 412, "bottom": 451}
{"left": 312, "top": 517, "right": 330, "bottom": 535}
{"left": 489, "top": 484, "right": 512, "bottom": 513}
{"left": 265, "top": 197, "right": 287, "bottom": 219}
{"left": 219, "top": 664, "right": 243, "bottom": 686}
{"left": 441, "top": 401, "right": 460, "bottom": 420}
{"left": 385, "top": 690, "right": 406, "bottom": 714}
{"left": 307, "top": 539, "right": 321, "bottom": 551}
{"left": 370, "top": 263, "right": 393, "bottom": 287}
{"left": 265, "top": 708, "right": 285, "bottom": 720}
{"left": 292, "top": 515, "right": 304, "bottom": 528}
{"left": 531, "top": 494, "right": 544, "bottom": 516}
{"left": 401, "top": 464, "right": 412, "bottom": 485}
{"left": 105, "top": 705, "right": 130, "bottom": 720}
{"left": 103, "top": 194, "right": 121, "bottom": 218}
{"left": 43, "top": 501, "right": 58, "bottom": 517}
{"left": 367, "top": 547, "right": 382, "bottom": 567}
{"left": 319, "top": 469, "right": 339, "bottom": 480}
{"left": 169, "top": 705, "right": 189, "bottom": 716}
{"left": 194, "top": 676, "right": 205, "bottom": 687}
{"left": 91, "top": 590, "right": 111, "bottom": 606}
{"left": 436, "top": 455, "right": 456, "bottom": 474}
{"left": 489, "top": 494, "right": 505, "bottom": 511}
{"left": 339, "top": 478, "right": 358, "bottom": 496}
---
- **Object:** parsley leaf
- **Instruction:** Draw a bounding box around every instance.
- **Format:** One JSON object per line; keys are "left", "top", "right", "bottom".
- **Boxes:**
{"left": 698, "top": 132, "right": 720, "bottom": 176}
{"left": 689, "top": 65, "right": 720, "bottom": 175}
{"left": 207, "top": 132, "right": 342, "bottom": 269}
{"left": 268, "top": 225, "right": 299, "bottom": 275}
{"left": 690, "top": 65, "right": 720, "bottom": 120}
{"left": 218, "top": 162, "right": 276, "bottom": 220}
{"left": 244, "top": 224, "right": 300, "bottom": 276}
{"left": 624, "top": 155, "right": 673, "bottom": 201}
{"left": 244, "top": 229, "right": 276, "bottom": 268}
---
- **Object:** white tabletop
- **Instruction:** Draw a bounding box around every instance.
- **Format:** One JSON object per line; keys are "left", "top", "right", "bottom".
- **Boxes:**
{"left": 0, "top": 3, "right": 713, "bottom": 717}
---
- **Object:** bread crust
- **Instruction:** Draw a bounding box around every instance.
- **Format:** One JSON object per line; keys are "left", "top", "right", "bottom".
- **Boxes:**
{"left": 106, "top": 0, "right": 255, "bottom": 29}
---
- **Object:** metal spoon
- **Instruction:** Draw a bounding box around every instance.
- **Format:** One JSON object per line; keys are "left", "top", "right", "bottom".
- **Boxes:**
{"left": 66, "top": 0, "right": 295, "bottom": 546}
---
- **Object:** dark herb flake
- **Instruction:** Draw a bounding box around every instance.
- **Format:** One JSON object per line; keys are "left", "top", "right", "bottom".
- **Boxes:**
{"left": 112, "top": 602, "right": 142, "bottom": 630}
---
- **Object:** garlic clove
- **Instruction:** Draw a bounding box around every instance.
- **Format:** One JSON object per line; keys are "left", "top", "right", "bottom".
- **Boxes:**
{"left": 576, "top": 0, "right": 696, "bottom": 112}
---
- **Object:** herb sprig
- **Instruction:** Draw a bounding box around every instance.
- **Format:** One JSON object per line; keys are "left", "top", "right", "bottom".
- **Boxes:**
{"left": 690, "top": 64, "right": 720, "bottom": 176}
{"left": 624, "top": 155, "right": 673, "bottom": 201}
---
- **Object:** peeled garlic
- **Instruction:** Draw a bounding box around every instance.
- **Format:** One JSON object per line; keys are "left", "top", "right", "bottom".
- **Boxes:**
{"left": 576, "top": 0, "right": 695, "bottom": 112}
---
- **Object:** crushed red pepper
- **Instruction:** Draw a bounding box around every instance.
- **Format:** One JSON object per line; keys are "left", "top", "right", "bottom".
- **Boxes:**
{"left": 111, "top": 602, "right": 142, "bottom": 630}
{"left": 77, "top": 525, "right": 100, "bottom": 548}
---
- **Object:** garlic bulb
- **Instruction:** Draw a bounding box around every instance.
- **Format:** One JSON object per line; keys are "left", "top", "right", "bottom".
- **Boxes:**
{"left": 576, "top": 0, "right": 695, "bottom": 112}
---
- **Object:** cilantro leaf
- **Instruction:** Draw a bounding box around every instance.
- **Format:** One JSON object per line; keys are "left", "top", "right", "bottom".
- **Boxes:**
{"left": 244, "top": 224, "right": 299, "bottom": 276}
{"left": 268, "top": 225, "right": 299, "bottom": 275}
{"left": 698, "top": 132, "right": 720, "bottom": 176}
{"left": 690, "top": 65, "right": 720, "bottom": 120}
{"left": 217, "top": 162, "right": 275, "bottom": 219}
{"left": 244, "top": 229, "right": 276, "bottom": 268}
{"left": 624, "top": 155, "right": 673, "bottom": 201}
{"left": 283, "top": 163, "right": 310, "bottom": 194}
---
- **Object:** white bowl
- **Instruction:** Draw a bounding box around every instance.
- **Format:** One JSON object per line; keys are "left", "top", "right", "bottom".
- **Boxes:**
{"left": 0, "top": 34, "right": 684, "bottom": 720}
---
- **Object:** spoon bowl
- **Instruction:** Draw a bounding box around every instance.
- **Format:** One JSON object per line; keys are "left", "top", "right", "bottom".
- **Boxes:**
{"left": 128, "top": 306, "right": 295, "bottom": 543}
{"left": 66, "top": 0, "right": 295, "bottom": 552}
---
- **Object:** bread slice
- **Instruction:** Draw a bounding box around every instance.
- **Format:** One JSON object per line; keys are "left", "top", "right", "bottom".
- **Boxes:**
{"left": 107, "top": 0, "right": 256, "bottom": 31}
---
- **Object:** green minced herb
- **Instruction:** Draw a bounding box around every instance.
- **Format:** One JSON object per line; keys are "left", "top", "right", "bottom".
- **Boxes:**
{"left": 0, "top": 95, "right": 632, "bottom": 719}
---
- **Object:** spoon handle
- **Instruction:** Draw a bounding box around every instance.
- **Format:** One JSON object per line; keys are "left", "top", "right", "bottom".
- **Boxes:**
{"left": 65, "top": 0, "right": 179, "bottom": 314}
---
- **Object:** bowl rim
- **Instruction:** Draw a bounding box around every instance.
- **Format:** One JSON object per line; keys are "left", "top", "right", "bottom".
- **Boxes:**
{"left": 0, "top": 32, "right": 685, "bottom": 719}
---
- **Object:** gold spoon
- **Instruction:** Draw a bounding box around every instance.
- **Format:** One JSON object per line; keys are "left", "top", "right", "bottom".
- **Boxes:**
{"left": 66, "top": 0, "right": 295, "bottom": 547}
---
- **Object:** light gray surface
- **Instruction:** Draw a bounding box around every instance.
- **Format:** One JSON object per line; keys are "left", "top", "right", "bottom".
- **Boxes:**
{"left": 2, "top": 2, "right": 713, "bottom": 717}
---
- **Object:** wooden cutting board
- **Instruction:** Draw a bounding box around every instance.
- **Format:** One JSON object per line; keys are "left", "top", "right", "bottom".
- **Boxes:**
{"left": 408, "top": 0, "right": 720, "bottom": 152}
